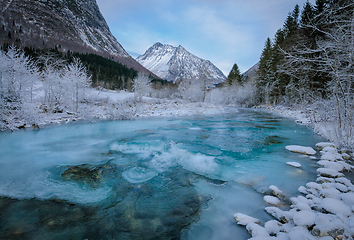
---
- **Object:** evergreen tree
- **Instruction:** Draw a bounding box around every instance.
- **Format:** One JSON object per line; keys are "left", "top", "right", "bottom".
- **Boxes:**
{"left": 301, "top": 2, "right": 315, "bottom": 27}
{"left": 256, "top": 38, "right": 275, "bottom": 103}
{"left": 226, "top": 63, "right": 243, "bottom": 85}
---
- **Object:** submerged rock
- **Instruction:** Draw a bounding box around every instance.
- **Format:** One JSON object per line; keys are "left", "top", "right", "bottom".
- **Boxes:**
{"left": 61, "top": 162, "right": 116, "bottom": 187}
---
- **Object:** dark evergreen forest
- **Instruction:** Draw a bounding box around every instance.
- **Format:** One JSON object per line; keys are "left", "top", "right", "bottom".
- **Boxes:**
{"left": 255, "top": 0, "right": 353, "bottom": 105}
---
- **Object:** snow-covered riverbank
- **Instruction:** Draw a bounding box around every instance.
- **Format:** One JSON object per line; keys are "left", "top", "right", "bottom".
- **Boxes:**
{"left": 245, "top": 105, "right": 354, "bottom": 240}
{"left": 234, "top": 143, "right": 354, "bottom": 240}
{"left": 0, "top": 90, "right": 225, "bottom": 131}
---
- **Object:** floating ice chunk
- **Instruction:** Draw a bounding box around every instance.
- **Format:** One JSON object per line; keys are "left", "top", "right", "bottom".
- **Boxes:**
{"left": 246, "top": 222, "right": 269, "bottom": 237}
{"left": 320, "top": 198, "right": 352, "bottom": 217}
{"left": 285, "top": 145, "right": 316, "bottom": 155}
{"left": 286, "top": 162, "right": 301, "bottom": 168}
{"left": 293, "top": 210, "right": 316, "bottom": 227}
{"left": 316, "top": 142, "right": 336, "bottom": 151}
{"left": 264, "top": 195, "right": 281, "bottom": 206}
{"left": 317, "top": 168, "right": 344, "bottom": 178}
{"left": 234, "top": 213, "right": 260, "bottom": 226}
{"left": 122, "top": 167, "right": 158, "bottom": 183}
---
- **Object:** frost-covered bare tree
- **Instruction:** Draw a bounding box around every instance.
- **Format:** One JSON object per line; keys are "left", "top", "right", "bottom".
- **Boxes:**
{"left": 0, "top": 46, "right": 39, "bottom": 112}
{"left": 133, "top": 72, "right": 152, "bottom": 102}
{"left": 177, "top": 79, "right": 204, "bottom": 102}
{"left": 38, "top": 53, "right": 67, "bottom": 111}
{"left": 63, "top": 58, "right": 91, "bottom": 112}
{"left": 278, "top": 1, "right": 354, "bottom": 148}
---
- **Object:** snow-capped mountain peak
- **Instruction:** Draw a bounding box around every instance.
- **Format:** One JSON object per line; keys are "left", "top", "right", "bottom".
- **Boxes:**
{"left": 136, "top": 43, "right": 226, "bottom": 84}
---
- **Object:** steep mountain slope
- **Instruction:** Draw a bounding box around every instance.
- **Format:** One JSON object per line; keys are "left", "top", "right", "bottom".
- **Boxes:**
{"left": 243, "top": 62, "right": 259, "bottom": 82}
{"left": 0, "top": 0, "right": 156, "bottom": 76}
{"left": 137, "top": 43, "right": 226, "bottom": 84}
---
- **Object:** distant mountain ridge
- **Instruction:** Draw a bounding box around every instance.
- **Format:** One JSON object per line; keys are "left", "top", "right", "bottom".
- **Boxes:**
{"left": 137, "top": 42, "right": 226, "bottom": 84}
{"left": 0, "top": 0, "right": 157, "bottom": 77}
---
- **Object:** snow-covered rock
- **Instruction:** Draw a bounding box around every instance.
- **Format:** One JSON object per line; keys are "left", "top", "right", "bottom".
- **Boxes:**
{"left": 265, "top": 207, "right": 293, "bottom": 223}
{"left": 234, "top": 213, "right": 260, "bottom": 226}
{"left": 342, "top": 152, "right": 351, "bottom": 160}
{"left": 264, "top": 220, "right": 283, "bottom": 235}
{"left": 316, "top": 142, "right": 336, "bottom": 151}
{"left": 264, "top": 195, "right": 281, "bottom": 206}
{"left": 320, "top": 198, "right": 352, "bottom": 217}
{"left": 293, "top": 210, "right": 317, "bottom": 227}
{"left": 269, "top": 185, "right": 284, "bottom": 199}
{"left": 285, "top": 145, "right": 316, "bottom": 155}
{"left": 317, "top": 168, "right": 345, "bottom": 178}
{"left": 246, "top": 222, "right": 269, "bottom": 238}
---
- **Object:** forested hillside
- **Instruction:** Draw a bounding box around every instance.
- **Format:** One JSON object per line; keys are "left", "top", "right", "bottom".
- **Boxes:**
{"left": 255, "top": 0, "right": 353, "bottom": 148}
{"left": 1, "top": 44, "right": 138, "bottom": 90}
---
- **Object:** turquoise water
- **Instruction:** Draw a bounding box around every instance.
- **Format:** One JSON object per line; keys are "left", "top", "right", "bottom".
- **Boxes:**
{"left": 0, "top": 108, "right": 324, "bottom": 239}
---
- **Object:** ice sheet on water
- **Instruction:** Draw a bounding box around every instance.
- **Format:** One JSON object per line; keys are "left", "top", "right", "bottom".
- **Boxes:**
{"left": 0, "top": 173, "right": 112, "bottom": 204}
{"left": 122, "top": 167, "right": 158, "bottom": 183}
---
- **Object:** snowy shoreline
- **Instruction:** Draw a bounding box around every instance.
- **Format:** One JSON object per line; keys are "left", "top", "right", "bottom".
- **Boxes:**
{"left": 240, "top": 105, "right": 354, "bottom": 240}
{"left": 0, "top": 91, "right": 226, "bottom": 132}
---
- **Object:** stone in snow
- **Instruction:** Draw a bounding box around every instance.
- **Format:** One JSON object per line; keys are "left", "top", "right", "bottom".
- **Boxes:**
{"left": 285, "top": 145, "right": 316, "bottom": 155}
{"left": 286, "top": 162, "right": 302, "bottom": 168}
{"left": 234, "top": 213, "right": 260, "bottom": 226}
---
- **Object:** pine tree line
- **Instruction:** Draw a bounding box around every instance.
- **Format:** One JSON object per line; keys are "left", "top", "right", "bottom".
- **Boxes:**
{"left": 255, "top": 0, "right": 354, "bottom": 105}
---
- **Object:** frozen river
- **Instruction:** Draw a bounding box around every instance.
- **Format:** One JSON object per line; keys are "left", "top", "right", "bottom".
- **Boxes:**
{"left": 0, "top": 108, "right": 324, "bottom": 239}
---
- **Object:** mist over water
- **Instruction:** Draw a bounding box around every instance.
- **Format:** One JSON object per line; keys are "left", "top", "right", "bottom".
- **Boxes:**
{"left": 0, "top": 108, "right": 324, "bottom": 239}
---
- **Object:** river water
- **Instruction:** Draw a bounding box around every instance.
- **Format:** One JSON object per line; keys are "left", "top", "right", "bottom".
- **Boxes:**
{"left": 0, "top": 108, "right": 324, "bottom": 239}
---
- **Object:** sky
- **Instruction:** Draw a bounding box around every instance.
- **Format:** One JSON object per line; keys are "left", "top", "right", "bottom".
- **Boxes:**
{"left": 96, "top": 0, "right": 315, "bottom": 75}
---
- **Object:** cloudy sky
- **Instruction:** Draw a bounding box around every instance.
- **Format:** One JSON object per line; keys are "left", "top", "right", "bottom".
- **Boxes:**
{"left": 96, "top": 0, "right": 314, "bottom": 75}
